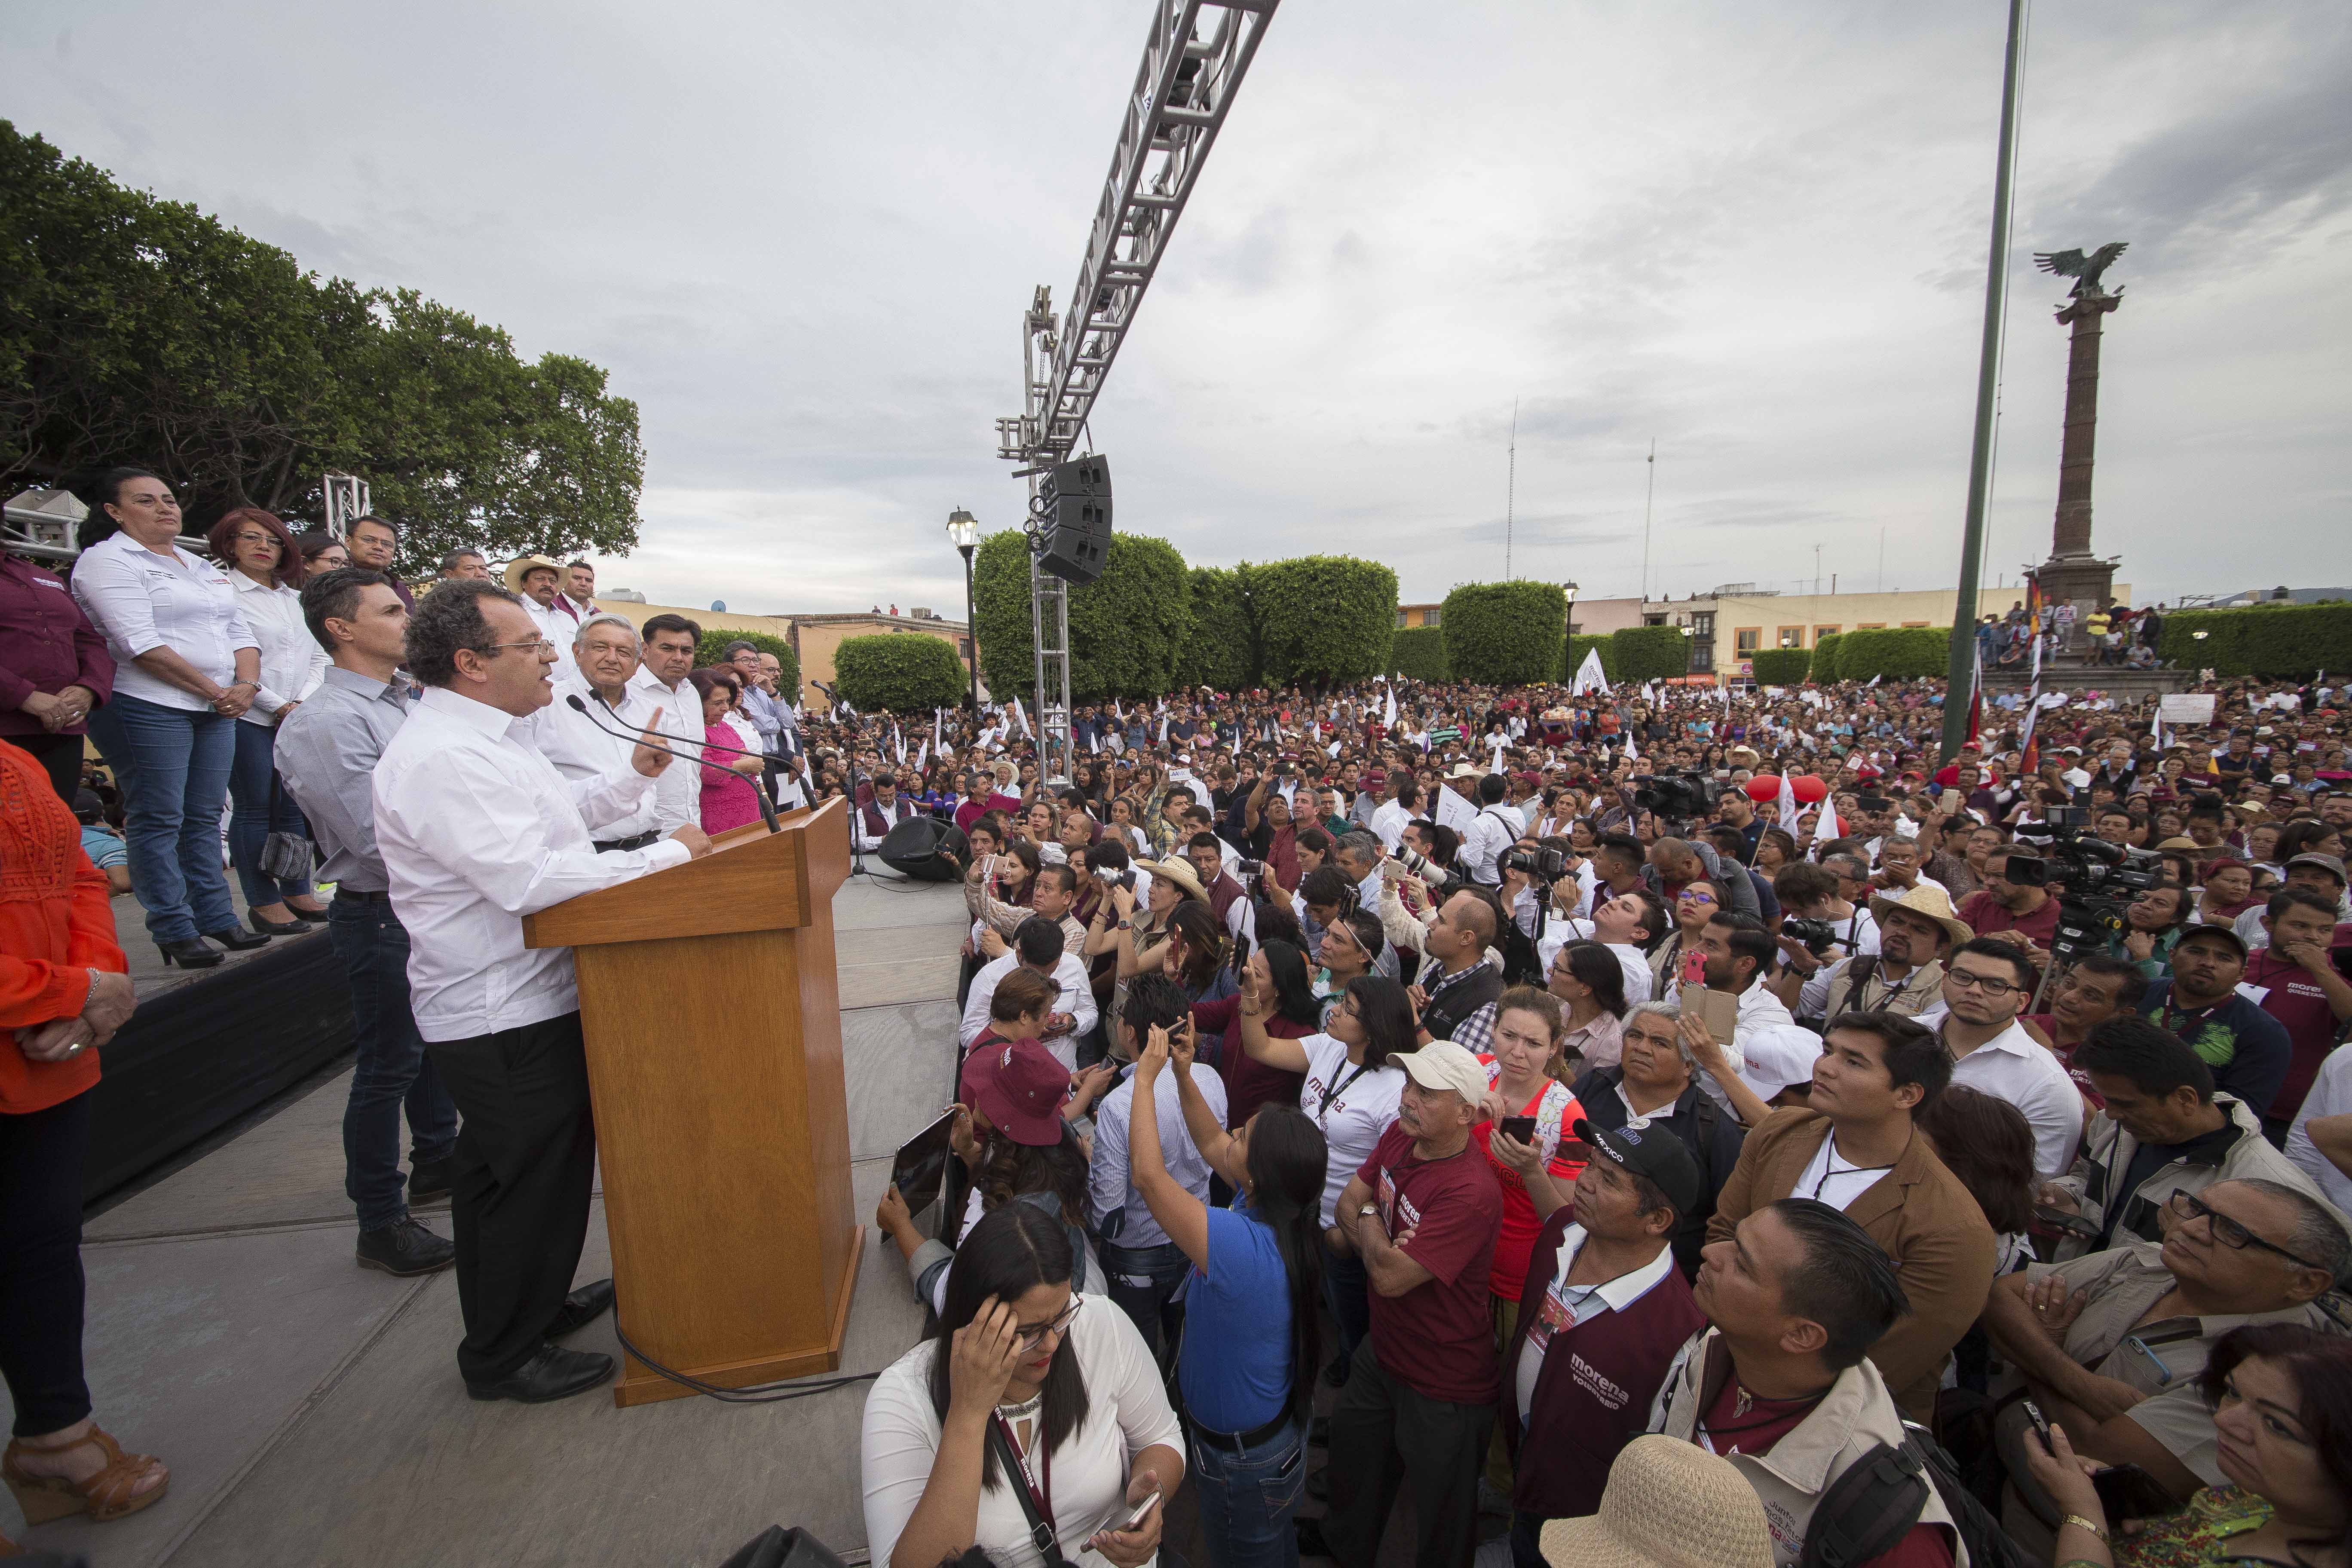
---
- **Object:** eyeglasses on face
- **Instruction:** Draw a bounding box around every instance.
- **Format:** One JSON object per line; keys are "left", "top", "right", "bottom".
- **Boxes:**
{"left": 2167, "top": 1192, "right": 2329, "bottom": 1273}
{"left": 483, "top": 638, "right": 557, "bottom": 657}
{"left": 1945, "top": 968, "right": 2022, "bottom": 997}
{"left": 1015, "top": 1294, "right": 1084, "bottom": 1348}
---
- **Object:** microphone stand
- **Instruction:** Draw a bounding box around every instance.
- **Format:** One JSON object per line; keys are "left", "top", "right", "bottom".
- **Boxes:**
{"left": 566, "top": 693, "right": 778, "bottom": 835}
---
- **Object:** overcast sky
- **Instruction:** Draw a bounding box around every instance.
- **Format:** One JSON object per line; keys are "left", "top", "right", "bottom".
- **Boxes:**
{"left": 9, "top": 1, "right": 2347, "bottom": 614}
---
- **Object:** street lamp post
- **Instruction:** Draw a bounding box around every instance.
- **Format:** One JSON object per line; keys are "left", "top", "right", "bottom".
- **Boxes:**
{"left": 946, "top": 508, "right": 981, "bottom": 714}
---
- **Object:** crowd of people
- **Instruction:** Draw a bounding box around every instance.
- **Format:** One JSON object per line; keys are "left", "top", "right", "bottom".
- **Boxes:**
{"left": 4, "top": 470, "right": 2350, "bottom": 1565}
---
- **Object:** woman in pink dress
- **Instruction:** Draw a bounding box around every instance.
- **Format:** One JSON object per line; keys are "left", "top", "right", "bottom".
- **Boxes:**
{"left": 687, "top": 667, "right": 766, "bottom": 833}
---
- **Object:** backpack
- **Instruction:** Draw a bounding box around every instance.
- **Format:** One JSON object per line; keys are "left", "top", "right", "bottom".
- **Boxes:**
{"left": 1798, "top": 1424, "right": 2039, "bottom": 1568}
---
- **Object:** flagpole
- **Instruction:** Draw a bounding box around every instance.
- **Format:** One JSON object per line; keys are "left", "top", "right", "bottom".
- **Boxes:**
{"left": 1941, "top": 0, "right": 2029, "bottom": 767}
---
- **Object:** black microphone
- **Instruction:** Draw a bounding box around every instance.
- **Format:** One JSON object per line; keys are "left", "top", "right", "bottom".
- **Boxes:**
{"left": 563, "top": 694, "right": 780, "bottom": 835}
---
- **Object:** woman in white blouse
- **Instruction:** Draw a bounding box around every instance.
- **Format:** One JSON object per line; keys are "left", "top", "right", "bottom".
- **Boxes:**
{"left": 862, "top": 1204, "right": 1183, "bottom": 1568}
{"left": 69, "top": 470, "right": 267, "bottom": 968}
{"left": 207, "top": 509, "right": 328, "bottom": 934}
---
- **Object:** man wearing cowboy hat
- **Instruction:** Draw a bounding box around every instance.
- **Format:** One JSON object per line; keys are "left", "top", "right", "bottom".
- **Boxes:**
{"left": 1784, "top": 884, "right": 1968, "bottom": 1028}
{"left": 502, "top": 555, "right": 570, "bottom": 653}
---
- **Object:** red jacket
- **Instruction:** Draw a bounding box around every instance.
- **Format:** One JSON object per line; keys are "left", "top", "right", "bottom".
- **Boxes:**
{"left": 1, "top": 740, "right": 128, "bottom": 1112}
{"left": 0, "top": 553, "right": 116, "bottom": 740}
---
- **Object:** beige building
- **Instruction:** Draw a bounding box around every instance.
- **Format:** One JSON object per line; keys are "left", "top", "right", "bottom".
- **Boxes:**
{"left": 1638, "top": 582, "right": 2131, "bottom": 680}
{"left": 1399, "top": 592, "right": 1647, "bottom": 635}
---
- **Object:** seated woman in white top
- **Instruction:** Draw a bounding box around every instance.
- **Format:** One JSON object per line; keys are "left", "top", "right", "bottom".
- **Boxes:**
{"left": 861, "top": 1204, "right": 1184, "bottom": 1568}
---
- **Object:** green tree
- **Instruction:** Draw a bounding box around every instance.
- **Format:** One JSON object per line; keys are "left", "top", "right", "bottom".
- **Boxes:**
{"left": 692, "top": 627, "right": 799, "bottom": 696}
{"left": 833, "top": 633, "right": 969, "bottom": 713}
{"left": 1440, "top": 581, "right": 1565, "bottom": 686}
{"left": 970, "top": 530, "right": 1195, "bottom": 701}
{"left": 1253, "top": 556, "right": 1396, "bottom": 685}
{"left": 1173, "top": 565, "right": 1259, "bottom": 691}
{"left": 1808, "top": 632, "right": 1844, "bottom": 683}
{"left": 0, "top": 121, "right": 643, "bottom": 573}
{"left": 1833, "top": 628, "right": 1947, "bottom": 681}
{"left": 1750, "top": 649, "right": 1811, "bottom": 685}
{"left": 1608, "top": 625, "right": 1688, "bottom": 682}
{"left": 1389, "top": 626, "right": 1450, "bottom": 681}
{"left": 2158, "top": 603, "right": 2352, "bottom": 678}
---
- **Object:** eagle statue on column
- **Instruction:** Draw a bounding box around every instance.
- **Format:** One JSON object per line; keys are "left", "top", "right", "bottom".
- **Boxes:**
{"left": 2033, "top": 243, "right": 2128, "bottom": 298}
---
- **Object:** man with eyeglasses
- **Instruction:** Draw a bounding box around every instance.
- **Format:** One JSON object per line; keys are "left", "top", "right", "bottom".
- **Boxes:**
{"left": 373, "top": 581, "right": 712, "bottom": 1405}
{"left": 1933, "top": 937, "right": 2086, "bottom": 1180}
{"left": 1982, "top": 1177, "right": 2348, "bottom": 1515}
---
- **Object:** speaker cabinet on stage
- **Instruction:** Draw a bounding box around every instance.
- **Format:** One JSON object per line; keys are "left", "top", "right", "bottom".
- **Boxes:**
{"left": 521, "top": 798, "right": 858, "bottom": 1406}
{"left": 1036, "top": 455, "right": 1112, "bottom": 585}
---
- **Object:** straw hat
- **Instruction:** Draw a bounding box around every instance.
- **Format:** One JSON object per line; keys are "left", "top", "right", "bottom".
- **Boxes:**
{"left": 1867, "top": 882, "right": 1973, "bottom": 950}
{"left": 1540, "top": 1436, "right": 1774, "bottom": 1568}
{"left": 502, "top": 554, "right": 563, "bottom": 594}
{"left": 1145, "top": 856, "right": 1207, "bottom": 903}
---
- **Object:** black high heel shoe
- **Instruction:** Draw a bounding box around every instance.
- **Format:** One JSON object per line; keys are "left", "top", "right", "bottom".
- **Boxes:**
{"left": 249, "top": 914, "right": 313, "bottom": 936}
{"left": 156, "top": 937, "right": 224, "bottom": 969}
{"left": 202, "top": 927, "right": 271, "bottom": 952}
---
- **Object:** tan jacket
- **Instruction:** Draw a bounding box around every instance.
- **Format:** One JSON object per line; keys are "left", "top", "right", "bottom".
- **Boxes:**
{"left": 1821, "top": 956, "right": 1945, "bottom": 1023}
{"left": 2054, "top": 1094, "right": 2341, "bottom": 1260}
{"left": 1651, "top": 1328, "right": 1969, "bottom": 1568}
{"left": 1706, "top": 1108, "right": 2000, "bottom": 1421}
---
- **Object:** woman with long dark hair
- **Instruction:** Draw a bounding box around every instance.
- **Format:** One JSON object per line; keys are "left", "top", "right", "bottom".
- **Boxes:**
{"left": 206, "top": 508, "right": 326, "bottom": 934}
{"left": 1133, "top": 1014, "right": 1326, "bottom": 1568}
{"left": 2025, "top": 1322, "right": 2351, "bottom": 1568}
{"left": 1546, "top": 940, "right": 1629, "bottom": 1074}
{"left": 1189, "top": 940, "right": 1319, "bottom": 1130}
{"left": 69, "top": 468, "right": 268, "bottom": 967}
{"left": 861, "top": 1205, "right": 1184, "bottom": 1568}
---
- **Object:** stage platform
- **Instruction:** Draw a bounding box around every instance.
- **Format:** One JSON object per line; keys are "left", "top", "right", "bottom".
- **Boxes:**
{"left": 16, "top": 872, "right": 1422, "bottom": 1568}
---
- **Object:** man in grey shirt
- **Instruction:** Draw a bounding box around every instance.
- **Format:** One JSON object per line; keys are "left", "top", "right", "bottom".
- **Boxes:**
{"left": 273, "top": 567, "right": 459, "bottom": 1280}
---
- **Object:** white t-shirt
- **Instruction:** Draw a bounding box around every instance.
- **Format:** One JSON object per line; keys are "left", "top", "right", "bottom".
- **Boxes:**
{"left": 1792, "top": 1130, "right": 1900, "bottom": 1213}
{"left": 861, "top": 1296, "right": 1182, "bottom": 1568}
{"left": 1298, "top": 1032, "right": 1406, "bottom": 1225}
{"left": 2287, "top": 1042, "right": 2352, "bottom": 1215}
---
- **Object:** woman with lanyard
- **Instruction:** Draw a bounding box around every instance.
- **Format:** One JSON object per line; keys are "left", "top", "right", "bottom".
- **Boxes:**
{"left": 861, "top": 1204, "right": 1183, "bottom": 1568}
{"left": 1312, "top": 908, "right": 1382, "bottom": 1025}
{"left": 1125, "top": 1018, "right": 1328, "bottom": 1568}
{"left": 1230, "top": 973, "right": 1412, "bottom": 1381}
{"left": 1647, "top": 879, "right": 1721, "bottom": 991}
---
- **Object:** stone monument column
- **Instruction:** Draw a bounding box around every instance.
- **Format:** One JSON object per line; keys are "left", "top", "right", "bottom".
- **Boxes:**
{"left": 2027, "top": 244, "right": 2129, "bottom": 622}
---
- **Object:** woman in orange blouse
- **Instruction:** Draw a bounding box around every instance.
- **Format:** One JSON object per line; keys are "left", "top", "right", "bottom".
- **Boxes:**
{"left": 0, "top": 739, "right": 170, "bottom": 1549}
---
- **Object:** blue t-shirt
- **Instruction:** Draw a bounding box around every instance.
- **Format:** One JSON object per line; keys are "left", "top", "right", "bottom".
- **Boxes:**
{"left": 1176, "top": 1198, "right": 1294, "bottom": 1435}
{"left": 80, "top": 824, "right": 128, "bottom": 870}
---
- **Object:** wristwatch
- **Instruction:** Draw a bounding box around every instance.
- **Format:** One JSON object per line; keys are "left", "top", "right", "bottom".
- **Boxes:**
{"left": 1357, "top": 1203, "right": 1380, "bottom": 1220}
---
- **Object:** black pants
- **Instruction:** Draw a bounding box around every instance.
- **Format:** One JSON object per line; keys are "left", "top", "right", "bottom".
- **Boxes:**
{"left": 425, "top": 1012, "right": 597, "bottom": 1384}
{"left": 1323, "top": 1337, "right": 1495, "bottom": 1568}
{"left": 0, "top": 1092, "right": 94, "bottom": 1436}
{"left": 11, "top": 731, "right": 85, "bottom": 807}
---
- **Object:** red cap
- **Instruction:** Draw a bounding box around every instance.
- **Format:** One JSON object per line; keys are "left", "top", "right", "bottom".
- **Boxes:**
{"left": 959, "top": 1036, "right": 1071, "bottom": 1147}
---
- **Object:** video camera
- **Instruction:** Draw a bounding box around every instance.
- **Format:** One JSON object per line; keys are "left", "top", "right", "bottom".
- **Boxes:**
{"left": 1498, "top": 845, "right": 1570, "bottom": 883}
{"left": 1781, "top": 916, "right": 1843, "bottom": 958}
{"left": 1632, "top": 771, "right": 1715, "bottom": 825}
{"left": 2013, "top": 806, "right": 2165, "bottom": 964}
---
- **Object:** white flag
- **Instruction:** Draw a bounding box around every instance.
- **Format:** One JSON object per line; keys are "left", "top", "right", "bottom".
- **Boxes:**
{"left": 1865, "top": 675, "right": 1881, "bottom": 689}
{"left": 1115, "top": 698, "right": 1125, "bottom": 721}
{"left": 1009, "top": 696, "right": 1029, "bottom": 738}
{"left": 1814, "top": 791, "right": 1841, "bottom": 849}
{"left": 1571, "top": 646, "right": 1609, "bottom": 697}
{"left": 1158, "top": 713, "right": 1169, "bottom": 746}
{"left": 1383, "top": 681, "right": 1397, "bottom": 727}
{"left": 1624, "top": 731, "right": 1639, "bottom": 762}
{"left": 933, "top": 707, "right": 943, "bottom": 758}
{"left": 1090, "top": 731, "right": 1100, "bottom": 754}
{"left": 914, "top": 738, "right": 929, "bottom": 772}
{"left": 1776, "top": 769, "right": 1799, "bottom": 832}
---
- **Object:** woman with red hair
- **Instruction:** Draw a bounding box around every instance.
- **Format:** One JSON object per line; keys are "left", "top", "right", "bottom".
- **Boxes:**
{"left": 208, "top": 507, "right": 328, "bottom": 934}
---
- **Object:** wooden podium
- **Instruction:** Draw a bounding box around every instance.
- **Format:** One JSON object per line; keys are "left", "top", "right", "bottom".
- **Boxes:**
{"left": 521, "top": 797, "right": 861, "bottom": 1407}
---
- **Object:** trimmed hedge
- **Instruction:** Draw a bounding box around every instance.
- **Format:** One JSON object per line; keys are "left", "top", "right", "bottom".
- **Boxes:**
{"left": 1750, "top": 649, "right": 1811, "bottom": 686}
{"left": 1609, "top": 625, "right": 1688, "bottom": 682}
{"left": 693, "top": 627, "right": 799, "bottom": 698}
{"left": 1564, "top": 633, "right": 1612, "bottom": 684}
{"left": 971, "top": 529, "right": 1195, "bottom": 702}
{"left": 1390, "top": 625, "right": 1451, "bottom": 681}
{"left": 1253, "top": 555, "right": 1398, "bottom": 685}
{"left": 1441, "top": 581, "right": 1566, "bottom": 686}
{"left": 1832, "top": 627, "right": 1948, "bottom": 681}
{"left": 833, "top": 632, "right": 970, "bottom": 713}
{"left": 1173, "top": 565, "right": 1258, "bottom": 692}
{"left": 2157, "top": 602, "right": 2352, "bottom": 678}
{"left": 1809, "top": 631, "right": 1843, "bottom": 683}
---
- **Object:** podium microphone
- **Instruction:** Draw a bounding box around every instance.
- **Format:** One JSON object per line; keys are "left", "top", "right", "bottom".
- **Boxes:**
{"left": 564, "top": 693, "right": 781, "bottom": 835}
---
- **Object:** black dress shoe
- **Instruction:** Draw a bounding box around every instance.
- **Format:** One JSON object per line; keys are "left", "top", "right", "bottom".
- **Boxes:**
{"left": 1320, "top": 1352, "right": 1350, "bottom": 1388}
{"left": 546, "top": 1278, "right": 616, "bottom": 1339}
{"left": 355, "top": 1217, "right": 456, "bottom": 1277}
{"left": 203, "top": 926, "right": 271, "bottom": 951}
{"left": 156, "top": 937, "right": 224, "bottom": 969}
{"left": 408, "top": 1157, "right": 454, "bottom": 1204}
{"left": 466, "top": 1344, "right": 616, "bottom": 1404}
{"left": 250, "top": 914, "right": 313, "bottom": 936}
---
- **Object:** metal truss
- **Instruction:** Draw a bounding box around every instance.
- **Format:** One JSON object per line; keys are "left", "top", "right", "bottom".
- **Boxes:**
{"left": 998, "top": 0, "right": 1280, "bottom": 783}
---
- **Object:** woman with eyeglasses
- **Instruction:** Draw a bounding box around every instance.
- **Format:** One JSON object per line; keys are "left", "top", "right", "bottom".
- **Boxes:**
{"left": 1646, "top": 879, "right": 1720, "bottom": 991}
{"left": 2023, "top": 1322, "right": 2351, "bottom": 1568}
{"left": 861, "top": 1204, "right": 1183, "bottom": 1568}
{"left": 293, "top": 531, "right": 349, "bottom": 575}
{"left": 69, "top": 469, "right": 270, "bottom": 968}
{"left": 208, "top": 508, "right": 328, "bottom": 934}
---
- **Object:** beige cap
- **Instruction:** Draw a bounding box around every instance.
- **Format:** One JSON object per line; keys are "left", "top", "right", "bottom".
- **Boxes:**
{"left": 1394, "top": 1039, "right": 1489, "bottom": 1104}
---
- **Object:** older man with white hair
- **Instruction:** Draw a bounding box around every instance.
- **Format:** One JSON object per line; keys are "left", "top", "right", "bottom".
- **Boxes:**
{"left": 532, "top": 612, "right": 673, "bottom": 854}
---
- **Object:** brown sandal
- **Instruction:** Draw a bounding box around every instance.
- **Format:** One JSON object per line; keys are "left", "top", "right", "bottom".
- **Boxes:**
{"left": 2, "top": 1425, "right": 169, "bottom": 1525}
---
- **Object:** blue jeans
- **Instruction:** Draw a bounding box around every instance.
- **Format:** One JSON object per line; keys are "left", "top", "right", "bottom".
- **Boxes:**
{"left": 227, "top": 718, "right": 315, "bottom": 909}
{"left": 1323, "top": 1247, "right": 1372, "bottom": 1376}
{"left": 1190, "top": 1416, "right": 1304, "bottom": 1568}
{"left": 82, "top": 691, "right": 238, "bottom": 943}
{"left": 1100, "top": 1238, "right": 1191, "bottom": 1365}
{"left": 328, "top": 896, "right": 459, "bottom": 1230}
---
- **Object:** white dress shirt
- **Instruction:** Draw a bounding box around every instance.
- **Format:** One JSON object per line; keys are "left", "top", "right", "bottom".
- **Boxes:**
{"left": 628, "top": 665, "right": 707, "bottom": 835}
{"left": 959, "top": 951, "right": 1100, "bottom": 1066}
{"left": 1089, "top": 1065, "right": 1229, "bottom": 1251}
{"left": 528, "top": 675, "right": 664, "bottom": 843}
{"left": 1692, "top": 977, "right": 1822, "bottom": 1117}
{"left": 1462, "top": 805, "right": 1517, "bottom": 885}
{"left": 68, "top": 532, "right": 257, "bottom": 711}
{"left": 1537, "top": 919, "right": 1654, "bottom": 1006}
{"left": 374, "top": 685, "right": 691, "bottom": 1042}
{"left": 1369, "top": 797, "right": 1413, "bottom": 853}
{"left": 1943, "top": 1017, "right": 2086, "bottom": 1179}
{"left": 229, "top": 573, "right": 327, "bottom": 722}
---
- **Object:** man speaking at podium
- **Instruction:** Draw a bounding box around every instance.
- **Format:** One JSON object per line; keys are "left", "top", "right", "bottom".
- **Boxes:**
{"left": 374, "top": 580, "right": 712, "bottom": 1405}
